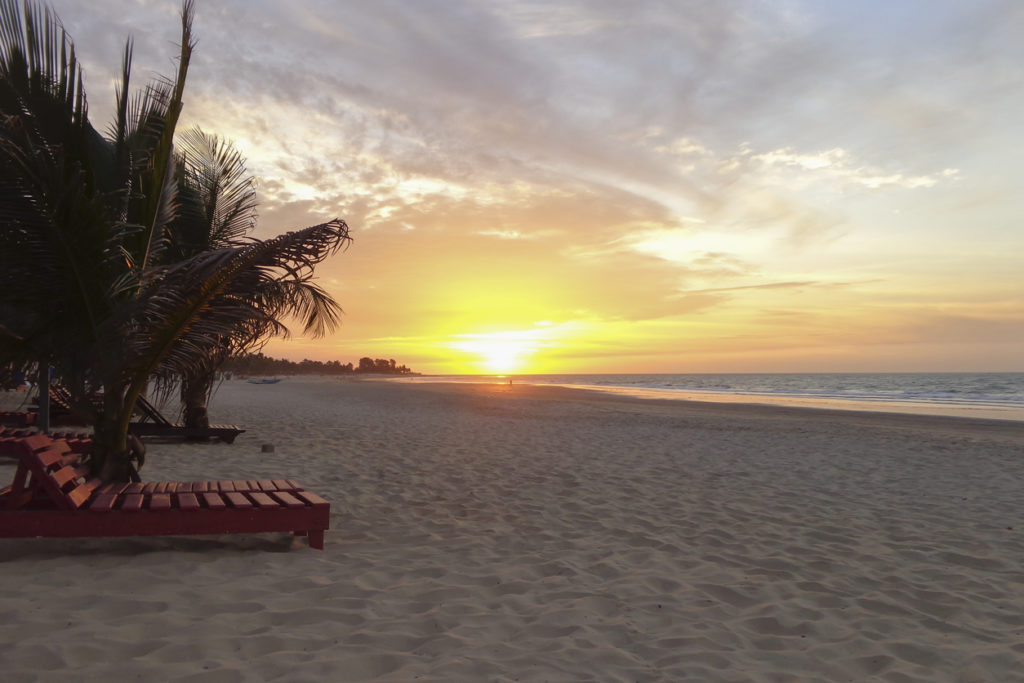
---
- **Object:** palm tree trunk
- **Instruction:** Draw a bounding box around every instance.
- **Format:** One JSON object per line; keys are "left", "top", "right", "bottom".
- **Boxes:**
{"left": 181, "top": 371, "right": 212, "bottom": 431}
{"left": 93, "top": 388, "right": 132, "bottom": 482}
{"left": 36, "top": 362, "right": 50, "bottom": 433}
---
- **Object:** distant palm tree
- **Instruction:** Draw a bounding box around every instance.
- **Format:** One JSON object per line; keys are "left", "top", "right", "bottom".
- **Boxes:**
{"left": 0, "top": 0, "right": 350, "bottom": 481}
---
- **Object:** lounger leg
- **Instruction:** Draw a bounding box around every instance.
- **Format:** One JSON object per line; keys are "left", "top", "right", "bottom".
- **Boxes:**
{"left": 307, "top": 530, "right": 324, "bottom": 550}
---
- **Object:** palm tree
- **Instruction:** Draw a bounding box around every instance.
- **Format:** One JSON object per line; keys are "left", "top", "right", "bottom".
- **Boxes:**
{"left": 0, "top": 0, "right": 351, "bottom": 481}
{"left": 100, "top": 218, "right": 349, "bottom": 481}
{"left": 164, "top": 130, "right": 345, "bottom": 435}
{"left": 165, "top": 128, "right": 260, "bottom": 432}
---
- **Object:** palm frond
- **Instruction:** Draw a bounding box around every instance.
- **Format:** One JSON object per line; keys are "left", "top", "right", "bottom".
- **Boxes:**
{"left": 170, "top": 126, "right": 258, "bottom": 257}
{"left": 134, "top": 0, "right": 194, "bottom": 271}
{"left": 115, "top": 219, "right": 349, "bottom": 387}
{"left": 251, "top": 279, "right": 343, "bottom": 338}
{"left": 0, "top": 0, "right": 120, "bottom": 375}
{"left": 0, "top": 0, "right": 86, "bottom": 124}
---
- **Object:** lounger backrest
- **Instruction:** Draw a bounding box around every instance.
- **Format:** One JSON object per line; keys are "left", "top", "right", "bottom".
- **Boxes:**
{"left": 133, "top": 395, "right": 173, "bottom": 427}
{"left": 49, "top": 385, "right": 74, "bottom": 411}
{"left": 16, "top": 433, "right": 53, "bottom": 455}
{"left": 19, "top": 437, "right": 100, "bottom": 510}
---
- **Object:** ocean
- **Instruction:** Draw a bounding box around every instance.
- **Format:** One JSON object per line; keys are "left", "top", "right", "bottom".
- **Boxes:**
{"left": 397, "top": 372, "right": 1024, "bottom": 421}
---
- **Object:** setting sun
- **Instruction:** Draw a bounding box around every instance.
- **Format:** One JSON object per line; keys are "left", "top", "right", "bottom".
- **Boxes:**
{"left": 448, "top": 330, "right": 547, "bottom": 374}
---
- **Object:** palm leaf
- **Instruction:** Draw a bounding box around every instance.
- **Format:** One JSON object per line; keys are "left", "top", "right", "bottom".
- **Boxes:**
{"left": 170, "top": 126, "right": 258, "bottom": 258}
{"left": 119, "top": 220, "right": 350, "bottom": 389}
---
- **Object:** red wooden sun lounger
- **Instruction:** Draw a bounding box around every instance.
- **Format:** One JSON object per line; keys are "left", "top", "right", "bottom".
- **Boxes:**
{"left": 0, "top": 436, "right": 330, "bottom": 549}
{"left": 129, "top": 395, "right": 244, "bottom": 443}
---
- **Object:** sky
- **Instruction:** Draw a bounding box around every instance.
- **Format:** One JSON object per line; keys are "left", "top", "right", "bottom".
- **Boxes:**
{"left": 43, "top": 0, "right": 1024, "bottom": 374}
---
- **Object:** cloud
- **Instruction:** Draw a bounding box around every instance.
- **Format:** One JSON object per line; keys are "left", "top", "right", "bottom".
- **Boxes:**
{"left": 38, "top": 0, "right": 1024, "bottom": 371}
{"left": 679, "top": 280, "right": 822, "bottom": 295}
{"left": 749, "top": 147, "right": 960, "bottom": 190}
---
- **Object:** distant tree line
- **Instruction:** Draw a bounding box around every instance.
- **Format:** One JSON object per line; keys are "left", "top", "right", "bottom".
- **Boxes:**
{"left": 223, "top": 353, "right": 415, "bottom": 376}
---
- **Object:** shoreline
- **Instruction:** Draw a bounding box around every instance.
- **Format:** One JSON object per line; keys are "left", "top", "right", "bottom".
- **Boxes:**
{"left": 395, "top": 380, "right": 1024, "bottom": 444}
{"left": 389, "top": 374, "right": 1024, "bottom": 423}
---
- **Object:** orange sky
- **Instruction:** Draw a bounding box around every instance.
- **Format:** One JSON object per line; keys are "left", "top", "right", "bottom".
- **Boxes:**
{"left": 49, "top": 0, "right": 1024, "bottom": 374}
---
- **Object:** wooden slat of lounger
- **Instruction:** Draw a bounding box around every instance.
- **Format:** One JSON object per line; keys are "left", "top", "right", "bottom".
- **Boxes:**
{"left": 58, "top": 452, "right": 81, "bottom": 466}
{"left": 17, "top": 434, "right": 55, "bottom": 456}
{"left": 65, "top": 438, "right": 90, "bottom": 454}
{"left": 269, "top": 491, "right": 306, "bottom": 509}
{"left": 248, "top": 491, "right": 283, "bottom": 509}
{"left": 224, "top": 491, "right": 252, "bottom": 509}
{"left": 269, "top": 479, "right": 294, "bottom": 491}
{"left": 142, "top": 482, "right": 160, "bottom": 494}
{"left": 67, "top": 438, "right": 93, "bottom": 454}
{"left": 52, "top": 466, "right": 81, "bottom": 488}
{"left": 233, "top": 480, "right": 250, "bottom": 491}
{"left": 216, "top": 480, "right": 236, "bottom": 492}
{"left": 149, "top": 493, "right": 171, "bottom": 511}
{"left": 88, "top": 492, "right": 118, "bottom": 511}
{"left": 98, "top": 482, "right": 130, "bottom": 495}
{"left": 202, "top": 492, "right": 227, "bottom": 510}
{"left": 37, "top": 447, "right": 70, "bottom": 469}
{"left": 121, "top": 493, "right": 144, "bottom": 511}
{"left": 246, "top": 480, "right": 261, "bottom": 491}
{"left": 292, "top": 490, "right": 330, "bottom": 507}
{"left": 178, "top": 492, "right": 200, "bottom": 511}
{"left": 66, "top": 478, "right": 101, "bottom": 509}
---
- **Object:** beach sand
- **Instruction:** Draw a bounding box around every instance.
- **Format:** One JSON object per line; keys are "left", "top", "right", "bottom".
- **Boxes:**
{"left": 2, "top": 377, "right": 1023, "bottom": 682}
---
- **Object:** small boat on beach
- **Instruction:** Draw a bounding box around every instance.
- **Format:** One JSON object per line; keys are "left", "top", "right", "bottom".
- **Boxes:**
{"left": 246, "top": 378, "right": 282, "bottom": 385}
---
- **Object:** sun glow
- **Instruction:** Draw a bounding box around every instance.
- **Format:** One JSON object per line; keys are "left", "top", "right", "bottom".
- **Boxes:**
{"left": 448, "top": 329, "right": 550, "bottom": 374}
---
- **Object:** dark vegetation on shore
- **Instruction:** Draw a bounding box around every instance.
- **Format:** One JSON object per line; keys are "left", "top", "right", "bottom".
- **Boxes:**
{"left": 224, "top": 353, "right": 414, "bottom": 376}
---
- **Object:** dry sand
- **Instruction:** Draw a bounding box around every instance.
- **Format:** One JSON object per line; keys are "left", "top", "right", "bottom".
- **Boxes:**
{"left": 2, "top": 377, "right": 1023, "bottom": 682}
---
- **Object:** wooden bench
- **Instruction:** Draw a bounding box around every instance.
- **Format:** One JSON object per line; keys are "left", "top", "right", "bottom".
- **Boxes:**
{"left": 0, "top": 436, "right": 330, "bottom": 549}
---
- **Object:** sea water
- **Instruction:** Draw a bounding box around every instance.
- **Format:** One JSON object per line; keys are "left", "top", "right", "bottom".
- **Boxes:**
{"left": 398, "top": 373, "right": 1024, "bottom": 421}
